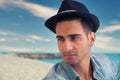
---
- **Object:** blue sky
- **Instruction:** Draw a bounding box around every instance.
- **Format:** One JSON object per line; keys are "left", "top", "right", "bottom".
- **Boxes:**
{"left": 0, "top": 0, "right": 120, "bottom": 53}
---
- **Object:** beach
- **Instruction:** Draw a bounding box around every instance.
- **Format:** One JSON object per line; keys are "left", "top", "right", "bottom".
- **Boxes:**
{"left": 0, "top": 54, "right": 53, "bottom": 80}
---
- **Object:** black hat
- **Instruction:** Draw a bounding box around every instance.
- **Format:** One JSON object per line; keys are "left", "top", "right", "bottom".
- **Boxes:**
{"left": 45, "top": 0, "right": 100, "bottom": 33}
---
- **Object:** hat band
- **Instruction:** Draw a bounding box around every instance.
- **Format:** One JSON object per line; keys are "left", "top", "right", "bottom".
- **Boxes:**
{"left": 59, "top": 10, "right": 77, "bottom": 14}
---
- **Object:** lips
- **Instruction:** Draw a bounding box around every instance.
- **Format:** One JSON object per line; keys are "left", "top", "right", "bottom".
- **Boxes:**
{"left": 63, "top": 52, "right": 77, "bottom": 58}
{"left": 64, "top": 53, "right": 76, "bottom": 56}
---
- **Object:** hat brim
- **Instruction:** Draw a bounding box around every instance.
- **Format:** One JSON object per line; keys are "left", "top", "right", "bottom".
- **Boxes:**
{"left": 45, "top": 12, "right": 99, "bottom": 33}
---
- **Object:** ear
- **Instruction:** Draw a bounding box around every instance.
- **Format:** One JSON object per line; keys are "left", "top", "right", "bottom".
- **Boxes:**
{"left": 88, "top": 32, "right": 96, "bottom": 46}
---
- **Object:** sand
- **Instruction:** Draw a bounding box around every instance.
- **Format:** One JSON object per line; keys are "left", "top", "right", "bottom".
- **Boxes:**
{"left": 0, "top": 54, "right": 53, "bottom": 80}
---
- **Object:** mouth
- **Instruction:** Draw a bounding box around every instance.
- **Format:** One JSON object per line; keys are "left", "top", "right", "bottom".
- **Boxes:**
{"left": 63, "top": 53, "right": 77, "bottom": 58}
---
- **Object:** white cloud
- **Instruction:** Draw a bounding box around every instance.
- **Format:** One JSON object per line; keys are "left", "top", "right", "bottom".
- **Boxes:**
{"left": 0, "top": 0, "right": 57, "bottom": 19}
{"left": 110, "top": 19, "right": 120, "bottom": 25}
{"left": 0, "top": 46, "right": 43, "bottom": 52}
{"left": 0, "top": 30, "right": 15, "bottom": 36}
{"left": 0, "top": 30, "right": 19, "bottom": 42}
{"left": 0, "top": 38, "right": 7, "bottom": 42}
{"left": 0, "top": 30, "right": 51, "bottom": 43}
{"left": 96, "top": 22, "right": 120, "bottom": 53}
{"left": 28, "top": 35, "right": 43, "bottom": 41}
{"left": 98, "top": 24, "right": 120, "bottom": 33}
{"left": 0, "top": 37, "right": 19, "bottom": 42}
{"left": 0, "top": 31, "right": 8, "bottom": 35}
{"left": 15, "top": 1, "right": 57, "bottom": 19}
{"left": 94, "top": 35, "right": 120, "bottom": 53}
{"left": 27, "top": 34, "right": 51, "bottom": 43}
{"left": 0, "top": 30, "right": 53, "bottom": 53}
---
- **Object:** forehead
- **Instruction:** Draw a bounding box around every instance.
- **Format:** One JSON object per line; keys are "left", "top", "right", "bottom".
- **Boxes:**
{"left": 55, "top": 20, "right": 85, "bottom": 36}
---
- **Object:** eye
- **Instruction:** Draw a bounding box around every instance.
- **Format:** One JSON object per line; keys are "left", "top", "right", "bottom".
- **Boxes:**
{"left": 70, "top": 36, "right": 81, "bottom": 41}
{"left": 56, "top": 37, "right": 64, "bottom": 42}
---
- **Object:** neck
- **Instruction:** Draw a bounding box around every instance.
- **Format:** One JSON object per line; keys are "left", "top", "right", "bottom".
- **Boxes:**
{"left": 72, "top": 54, "right": 93, "bottom": 80}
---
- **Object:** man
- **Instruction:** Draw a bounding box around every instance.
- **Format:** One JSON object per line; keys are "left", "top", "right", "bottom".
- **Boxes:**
{"left": 43, "top": 0, "right": 120, "bottom": 80}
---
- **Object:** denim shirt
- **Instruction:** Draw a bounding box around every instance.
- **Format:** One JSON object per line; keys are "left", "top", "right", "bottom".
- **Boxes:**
{"left": 43, "top": 54, "right": 120, "bottom": 80}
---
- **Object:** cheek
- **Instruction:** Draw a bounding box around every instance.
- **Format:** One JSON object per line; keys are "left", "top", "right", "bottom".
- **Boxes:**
{"left": 57, "top": 42, "right": 62, "bottom": 51}
{"left": 76, "top": 40, "right": 89, "bottom": 51}
{"left": 72, "top": 42, "right": 83, "bottom": 52}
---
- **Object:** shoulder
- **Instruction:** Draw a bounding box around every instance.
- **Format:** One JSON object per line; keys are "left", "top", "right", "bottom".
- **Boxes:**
{"left": 91, "top": 54, "right": 120, "bottom": 79}
{"left": 91, "top": 54, "right": 113, "bottom": 66}
{"left": 43, "top": 62, "right": 67, "bottom": 80}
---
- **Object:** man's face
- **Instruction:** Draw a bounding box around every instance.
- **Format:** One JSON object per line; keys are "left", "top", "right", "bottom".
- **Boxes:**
{"left": 56, "top": 20, "right": 95, "bottom": 65}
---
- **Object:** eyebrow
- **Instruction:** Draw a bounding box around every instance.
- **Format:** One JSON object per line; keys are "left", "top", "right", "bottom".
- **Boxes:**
{"left": 56, "top": 35, "right": 62, "bottom": 38}
{"left": 56, "top": 34, "right": 81, "bottom": 38}
{"left": 68, "top": 34, "right": 81, "bottom": 37}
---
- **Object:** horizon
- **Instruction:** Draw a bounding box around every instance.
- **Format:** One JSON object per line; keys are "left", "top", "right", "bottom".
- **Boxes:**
{"left": 0, "top": 52, "right": 120, "bottom": 54}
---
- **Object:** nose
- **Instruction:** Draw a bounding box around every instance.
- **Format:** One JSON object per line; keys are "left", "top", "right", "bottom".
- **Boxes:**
{"left": 62, "top": 40, "right": 73, "bottom": 52}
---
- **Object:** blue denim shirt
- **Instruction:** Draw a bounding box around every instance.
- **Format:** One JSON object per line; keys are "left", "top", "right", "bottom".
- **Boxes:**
{"left": 43, "top": 54, "right": 120, "bottom": 80}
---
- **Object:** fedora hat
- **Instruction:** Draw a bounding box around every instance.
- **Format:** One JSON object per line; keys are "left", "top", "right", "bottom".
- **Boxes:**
{"left": 45, "top": 0, "right": 100, "bottom": 33}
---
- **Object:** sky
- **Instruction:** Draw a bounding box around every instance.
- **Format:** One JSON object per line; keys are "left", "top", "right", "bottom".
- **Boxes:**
{"left": 0, "top": 0, "right": 120, "bottom": 54}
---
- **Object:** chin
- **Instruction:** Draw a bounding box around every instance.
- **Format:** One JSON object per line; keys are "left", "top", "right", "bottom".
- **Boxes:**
{"left": 65, "top": 60, "right": 78, "bottom": 65}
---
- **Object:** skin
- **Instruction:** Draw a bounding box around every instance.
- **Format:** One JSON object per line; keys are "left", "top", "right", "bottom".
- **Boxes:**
{"left": 56, "top": 20, "right": 96, "bottom": 80}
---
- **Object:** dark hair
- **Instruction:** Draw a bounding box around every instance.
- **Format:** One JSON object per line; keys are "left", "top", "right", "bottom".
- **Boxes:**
{"left": 55, "top": 15, "right": 93, "bottom": 34}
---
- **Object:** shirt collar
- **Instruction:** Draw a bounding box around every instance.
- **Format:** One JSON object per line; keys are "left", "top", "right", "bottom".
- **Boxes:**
{"left": 91, "top": 54, "right": 105, "bottom": 80}
{"left": 60, "top": 56, "right": 100, "bottom": 80}
{"left": 60, "top": 56, "right": 101, "bottom": 80}
{"left": 61, "top": 62, "right": 80, "bottom": 80}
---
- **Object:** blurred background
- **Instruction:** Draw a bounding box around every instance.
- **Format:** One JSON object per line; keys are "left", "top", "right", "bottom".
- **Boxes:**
{"left": 0, "top": 0, "right": 120, "bottom": 67}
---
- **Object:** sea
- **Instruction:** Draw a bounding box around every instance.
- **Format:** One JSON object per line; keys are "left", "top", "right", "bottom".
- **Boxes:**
{"left": 39, "top": 54, "right": 120, "bottom": 68}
